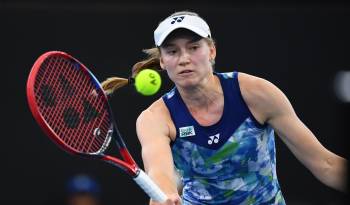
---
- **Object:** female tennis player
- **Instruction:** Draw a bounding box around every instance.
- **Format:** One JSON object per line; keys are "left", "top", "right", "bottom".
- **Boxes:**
{"left": 102, "top": 11, "right": 347, "bottom": 205}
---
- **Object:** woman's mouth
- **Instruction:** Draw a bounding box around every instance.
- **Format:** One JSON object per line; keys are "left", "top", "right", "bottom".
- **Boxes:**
{"left": 179, "top": 70, "right": 193, "bottom": 75}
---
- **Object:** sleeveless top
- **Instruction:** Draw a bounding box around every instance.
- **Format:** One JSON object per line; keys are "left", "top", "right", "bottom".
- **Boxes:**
{"left": 162, "top": 72, "right": 286, "bottom": 205}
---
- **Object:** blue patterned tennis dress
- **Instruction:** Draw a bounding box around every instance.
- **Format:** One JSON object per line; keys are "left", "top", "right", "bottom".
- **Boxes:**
{"left": 162, "top": 72, "right": 286, "bottom": 205}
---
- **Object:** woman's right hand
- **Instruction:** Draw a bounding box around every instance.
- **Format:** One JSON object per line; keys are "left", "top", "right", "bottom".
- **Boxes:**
{"left": 150, "top": 193, "right": 182, "bottom": 205}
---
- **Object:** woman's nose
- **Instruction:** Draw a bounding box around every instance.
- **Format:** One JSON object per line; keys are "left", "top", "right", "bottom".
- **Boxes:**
{"left": 178, "top": 51, "right": 190, "bottom": 66}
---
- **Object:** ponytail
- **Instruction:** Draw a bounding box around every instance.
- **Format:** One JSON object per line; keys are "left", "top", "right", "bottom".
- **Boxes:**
{"left": 101, "top": 47, "right": 161, "bottom": 95}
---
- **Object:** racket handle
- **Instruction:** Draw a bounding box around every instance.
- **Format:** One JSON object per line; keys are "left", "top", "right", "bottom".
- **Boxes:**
{"left": 133, "top": 169, "right": 167, "bottom": 203}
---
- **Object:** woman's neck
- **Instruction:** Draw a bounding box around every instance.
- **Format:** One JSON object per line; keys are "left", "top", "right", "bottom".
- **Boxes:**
{"left": 177, "top": 74, "right": 223, "bottom": 112}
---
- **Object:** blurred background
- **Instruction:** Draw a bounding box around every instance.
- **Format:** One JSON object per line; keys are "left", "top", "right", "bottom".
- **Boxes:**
{"left": 2, "top": 0, "right": 349, "bottom": 204}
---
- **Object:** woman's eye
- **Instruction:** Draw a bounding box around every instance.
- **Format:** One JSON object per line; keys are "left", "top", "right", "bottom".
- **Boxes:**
{"left": 167, "top": 50, "right": 177, "bottom": 55}
{"left": 190, "top": 45, "right": 199, "bottom": 50}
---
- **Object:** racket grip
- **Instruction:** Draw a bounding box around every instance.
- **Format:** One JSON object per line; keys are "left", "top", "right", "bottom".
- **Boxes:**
{"left": 133, "top": 169, "right": 167, "bottom": 203}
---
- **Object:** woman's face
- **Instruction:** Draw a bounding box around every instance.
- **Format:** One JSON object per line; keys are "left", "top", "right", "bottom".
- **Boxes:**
{"left": 159, "top": 34, "right": 216, "bottom": 89}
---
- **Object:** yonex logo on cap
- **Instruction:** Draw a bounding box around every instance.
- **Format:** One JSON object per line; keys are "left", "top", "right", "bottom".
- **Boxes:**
{"left": 171, "top": 16, "right": 185, "bottom": 24}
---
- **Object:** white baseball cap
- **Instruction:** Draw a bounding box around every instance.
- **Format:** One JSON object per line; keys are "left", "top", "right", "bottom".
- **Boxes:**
{"left": 154, "top": 14, "right": 211, "bottom": 46}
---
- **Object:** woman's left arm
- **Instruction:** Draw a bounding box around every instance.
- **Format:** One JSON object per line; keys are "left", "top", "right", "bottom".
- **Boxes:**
{"left": 240, "top": 73, "right": 347, "bottom": 192}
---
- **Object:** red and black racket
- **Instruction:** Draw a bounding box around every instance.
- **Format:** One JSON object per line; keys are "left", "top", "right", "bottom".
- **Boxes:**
{"left": 26, "top": 51, "right": 167, "bottom": 202}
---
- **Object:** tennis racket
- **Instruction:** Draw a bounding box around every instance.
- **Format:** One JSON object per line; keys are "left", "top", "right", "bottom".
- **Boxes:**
{"left": 26, "top": 51, "right": 167, "bottom": 203}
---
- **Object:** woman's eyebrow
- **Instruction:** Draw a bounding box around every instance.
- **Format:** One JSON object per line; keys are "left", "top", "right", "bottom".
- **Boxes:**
{"left": 188, "top": 37, "right": 201, "bottom": 44}
{"left": 161, "top": 43, "right": 175, "bottom": 48}
{"left": 161, "top": 36, "right": 201, "bottom": 48}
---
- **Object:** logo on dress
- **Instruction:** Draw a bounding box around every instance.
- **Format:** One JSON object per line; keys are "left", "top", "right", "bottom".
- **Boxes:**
{"left": 208, "top": 133, "right": 220, "bottom": 145}
{"left": 179, "top": 126, "right": 195, "bottom": 138}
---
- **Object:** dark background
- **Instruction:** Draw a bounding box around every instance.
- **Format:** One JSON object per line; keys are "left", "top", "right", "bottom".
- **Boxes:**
{"left": 2, "top": 0, "right": 349, "bottom": 204}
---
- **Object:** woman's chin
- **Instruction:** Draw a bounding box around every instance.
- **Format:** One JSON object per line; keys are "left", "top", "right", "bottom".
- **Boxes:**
{"left": 176, "top": 80, "right": 199, "bottom": 90}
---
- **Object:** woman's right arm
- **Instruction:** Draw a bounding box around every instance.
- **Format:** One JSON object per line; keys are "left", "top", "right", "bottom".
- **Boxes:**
{"left": 136, "top": 100, "right": 182, "bottom": 205}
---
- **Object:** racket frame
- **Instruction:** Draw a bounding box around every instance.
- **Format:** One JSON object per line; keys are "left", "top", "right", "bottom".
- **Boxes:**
{"left": 26, "top": 51, "right": 138, "bottom": 174}
{"left": 26, "top": 51, "right": 167, "bottom": 202}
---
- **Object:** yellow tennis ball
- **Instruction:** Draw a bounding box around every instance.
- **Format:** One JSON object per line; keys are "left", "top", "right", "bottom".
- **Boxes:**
{"left": 135, "top": 69, "right": 162, "bottom": 96}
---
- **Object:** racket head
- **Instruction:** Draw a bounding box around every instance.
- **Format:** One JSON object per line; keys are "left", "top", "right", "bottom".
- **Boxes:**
{"left": 27, "top": 51, "right": 114, "bottom": 156}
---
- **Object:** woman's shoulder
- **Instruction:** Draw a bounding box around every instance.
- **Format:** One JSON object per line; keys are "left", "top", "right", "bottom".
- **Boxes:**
{"left": 237, "top": 72, "right": 266, "bottom": 85}
{"left": 137, "top": 98, "right": 176, "bottom": 141}
{"left": 236, "top": 72, "right": 276, "bottom": 98}
{"left": 137, "top": 98, "right": 172, "bottom": 125}
{"left": 236, "top": 72, "right": 284, "bottom": 124}
{"left": 148, "top": 98, "right": 169, "bottom": 114}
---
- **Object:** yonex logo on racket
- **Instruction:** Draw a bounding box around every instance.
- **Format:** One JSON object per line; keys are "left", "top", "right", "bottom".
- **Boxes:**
{"left": 171, "top": 16, "right": 185, "bottom": 24}
{"left": 93, "top": 128, "right": 101, "bottom": 137}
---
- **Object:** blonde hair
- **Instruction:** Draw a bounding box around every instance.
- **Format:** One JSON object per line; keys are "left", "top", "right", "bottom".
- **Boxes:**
{"left": 101, "top": 10, "right": 215, "bottom": 95}
{"left": 101, "top": 49, "right": 161, "bottom": 95}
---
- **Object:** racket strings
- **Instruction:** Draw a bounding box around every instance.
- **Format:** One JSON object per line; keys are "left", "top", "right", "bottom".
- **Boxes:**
{"left": 63, "top": 62, "right": 90, "bottom": 147}
{"left": 75, "top": 75, "right": 110, "bottom": 153}
{"left": 64, "top": 58, "right": 107, "bottom": 152}
{"left": 37, "top": 57, "right": 65, "bottom": 127}
{"left": 36, "top": 57, "right": 74, "bottom": 137}
{"left": 50, "top": 58, "right": 76, "bottom": 133}
{"left": 78, "top": 88, "right": 106, "bottom": 152}
{"left": 34, "top": 55, "right": 111, "bottom": 154}
{"left": 62, "top": 60, "right": 109, "bottom": 153}
{"left": 47, "top": 58, "right": 80, "bottom": 142}
{"left": 78, "top": 73, "right": 112, "bottom": 153}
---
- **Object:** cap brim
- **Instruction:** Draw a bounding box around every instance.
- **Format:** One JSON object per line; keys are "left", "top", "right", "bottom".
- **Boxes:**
{"left": 156, "top": 24, "right": 209, "bottom": 46}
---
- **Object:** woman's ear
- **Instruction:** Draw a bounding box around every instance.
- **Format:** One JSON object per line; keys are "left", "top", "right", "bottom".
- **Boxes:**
{"left": 159, "top": 56, "right": 166, "bottom": 70}
{"left": 209, "top": 45, "right": 217, "bottom": 62}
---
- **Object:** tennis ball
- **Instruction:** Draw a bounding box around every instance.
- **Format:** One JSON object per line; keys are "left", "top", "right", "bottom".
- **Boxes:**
{"left": 134, "top": 69, "right": 162, "bottom": 96}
